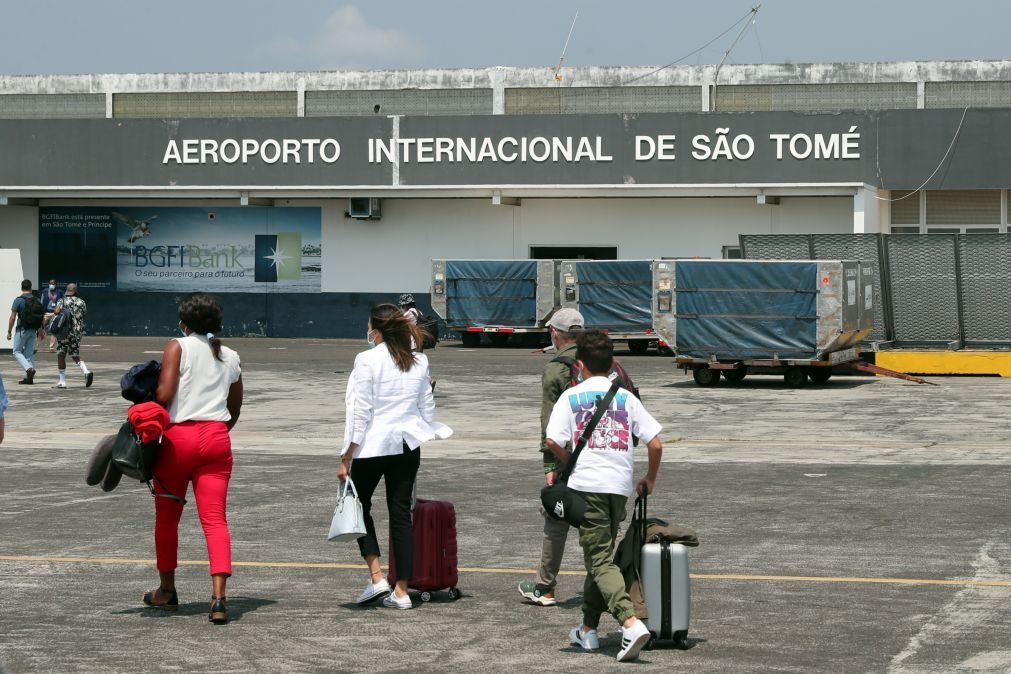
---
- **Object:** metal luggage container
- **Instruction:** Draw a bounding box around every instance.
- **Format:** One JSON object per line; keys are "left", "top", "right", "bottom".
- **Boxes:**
{"left": 431, "top": 259, "right": 558, "bottom": 346}
{"left": 559, "top": 259, "right": 661, "bottom": 353}
{"left": 651, "top": 259, "right": 875, "bottom": 386}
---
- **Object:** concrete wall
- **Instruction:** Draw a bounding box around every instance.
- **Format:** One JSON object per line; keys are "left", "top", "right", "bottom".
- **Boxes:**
{"left": 323, "top": 196, "right": 852, "bottom": 293}
{"left": 0, "top": 205, "right": 38, "bottom": 285}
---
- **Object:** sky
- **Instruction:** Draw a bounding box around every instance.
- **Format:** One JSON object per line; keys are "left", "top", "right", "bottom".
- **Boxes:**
{"left": 1, "top": 0, "right": 1009, "bottom": 75}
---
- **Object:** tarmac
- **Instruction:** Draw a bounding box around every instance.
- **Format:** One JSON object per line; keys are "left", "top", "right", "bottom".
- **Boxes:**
{"left": 1, "top": 337, "right": 1009, "bottom": 673}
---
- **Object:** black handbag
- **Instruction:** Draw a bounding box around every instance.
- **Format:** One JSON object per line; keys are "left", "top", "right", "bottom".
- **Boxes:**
{"left": 110, "top": 420, "right": 185, "bottom": 504}
{"left": 541, "top": 381, "right": 620, "bottom": 527}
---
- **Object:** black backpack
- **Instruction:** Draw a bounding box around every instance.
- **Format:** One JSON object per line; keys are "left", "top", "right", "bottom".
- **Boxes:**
{"left": 21, "top": 295, "right": 45, "bottom": 330}
{"left": 47, "top": 307, "right": 73, "bottom": 339}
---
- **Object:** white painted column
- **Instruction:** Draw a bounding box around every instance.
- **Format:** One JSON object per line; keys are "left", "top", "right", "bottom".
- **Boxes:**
{"left": 853, "top": 185, "right": 883, "bottom": 233}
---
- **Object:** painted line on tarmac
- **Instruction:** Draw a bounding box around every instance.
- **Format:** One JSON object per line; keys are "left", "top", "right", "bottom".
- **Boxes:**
{"left": 1, "top": 555, "right": 1009, "bottom": 588}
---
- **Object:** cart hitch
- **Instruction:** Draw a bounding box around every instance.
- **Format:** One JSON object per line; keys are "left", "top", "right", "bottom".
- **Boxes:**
{"left": 843, "top": 361, "right": 936, "bottom": 385}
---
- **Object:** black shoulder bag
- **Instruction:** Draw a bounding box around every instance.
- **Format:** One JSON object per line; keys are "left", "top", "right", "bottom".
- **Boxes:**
{"left": 540, "top": 381, "right": 620, "bottom": 527}
{"left": 110, "top": 420, "right": 186, "bottom": 504}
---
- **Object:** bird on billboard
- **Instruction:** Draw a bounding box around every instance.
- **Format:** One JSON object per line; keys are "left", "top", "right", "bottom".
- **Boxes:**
{"left": 112, "top": 211, "right": 158, "bottom": 244}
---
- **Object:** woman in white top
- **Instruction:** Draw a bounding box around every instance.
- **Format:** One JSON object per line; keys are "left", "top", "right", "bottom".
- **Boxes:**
{"left": 339, "top": 303, "right": 449, "bottom": 610}
{"left": 143, "top": 293, "right": 243, "bottom": 624}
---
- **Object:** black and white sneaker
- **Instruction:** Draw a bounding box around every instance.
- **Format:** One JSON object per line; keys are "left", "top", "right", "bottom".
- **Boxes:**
{"left": 356, "top": 578, "right": 391, "bottom": 605}
{"left": 616, "top": 620, "right": 651, "bottom": 662}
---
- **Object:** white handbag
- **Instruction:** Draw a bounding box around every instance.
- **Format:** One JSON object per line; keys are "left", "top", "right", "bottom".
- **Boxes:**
{"left": 328, "top": 477, "right": 367, "bottom": 542}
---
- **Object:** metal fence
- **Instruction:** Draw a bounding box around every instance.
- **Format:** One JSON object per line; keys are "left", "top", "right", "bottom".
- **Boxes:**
{"left": 739, "top": 233, "right": 1011, "bottom": 348}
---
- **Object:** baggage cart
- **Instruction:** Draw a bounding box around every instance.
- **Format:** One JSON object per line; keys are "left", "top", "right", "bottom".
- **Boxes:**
{"left": 559, "top": 259, "right": 664, "bottom": 354}
{"left": 431, "top": 259, "right": 558, "bottom": 347}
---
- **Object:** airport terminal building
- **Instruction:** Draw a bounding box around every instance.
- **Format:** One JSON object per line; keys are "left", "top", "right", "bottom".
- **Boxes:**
{"left": 2, "top": 60, "right": 1011, "bottom": 337}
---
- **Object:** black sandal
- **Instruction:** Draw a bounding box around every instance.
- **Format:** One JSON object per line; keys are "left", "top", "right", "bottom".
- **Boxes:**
{"left": 142, "top": 587, "right": 179, "bottom": 611}
{"left": 209, "top": 595, "right": 228, "bottom": 624}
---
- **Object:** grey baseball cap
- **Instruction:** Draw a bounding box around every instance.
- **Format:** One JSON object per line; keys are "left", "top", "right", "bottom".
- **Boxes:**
{"left": 547, "top": 308, "right": 585, "bottom": 332}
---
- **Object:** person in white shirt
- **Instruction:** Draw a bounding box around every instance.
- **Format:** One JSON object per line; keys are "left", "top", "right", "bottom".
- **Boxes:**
{"left": 144, "top": 293, "right": 243, "bottom": 625}
{"left": 545, "top": 329, "right": 662, "bottom": 663}
{"left": 339, "top": 303, "right": 451, "bottom": 610}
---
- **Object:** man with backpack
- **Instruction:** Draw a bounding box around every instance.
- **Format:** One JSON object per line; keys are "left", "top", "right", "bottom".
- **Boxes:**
{"left": 519, "top": 308, "right": 642, "bottom": 607}
{"left": 7, "top": 279, "right": 43, "bottom": 385}
{"left": 544, "top": 329, "right": 662, "bottom": 662}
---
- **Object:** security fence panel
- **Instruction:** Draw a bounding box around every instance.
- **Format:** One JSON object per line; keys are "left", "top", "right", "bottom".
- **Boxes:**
{"left": 809, "top": 234, "right": 889, "bottom": 341}
{"left": 738, "top": 234, "right": 812, "bottom": 260}
{"left": 885, "top": 235, "right": 961, "bottom": 344}
{"left": 957, "top": 234, "right": 1011, "bottom": 345}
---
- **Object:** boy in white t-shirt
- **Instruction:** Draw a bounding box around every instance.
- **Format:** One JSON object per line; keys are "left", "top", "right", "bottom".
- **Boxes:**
{"left": 545, "top": 329, "right": 663, "bottom": 663}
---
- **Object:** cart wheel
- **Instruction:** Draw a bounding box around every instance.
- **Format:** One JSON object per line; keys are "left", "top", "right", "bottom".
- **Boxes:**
{"left": 488, "top": 333, "right": 509, "bottom": 348}
{"left": 673, "top": 630, "right": 689, "bottom": 649}
{"left": 420, "top": 591, "right": 432, "bottom": 603}
{"left": 784, "top": 367, "right": 808, "bottom": 388}
{"left": 723, "top": 366, "right": 747, "bottom": 384}
{"left": 628, "top": 340, "right": 649, "bottom": 356}
{"left": 808, "top": 368, "right": 832, "bottom": 384}
{"left": 460, "top": 332, "right": 480, "bottom": 348}
{"left": 446, "top": 587, "right": 461, "bottom": 601}
{"left": 692, "top": 366, "right": 721, "bottom": 387}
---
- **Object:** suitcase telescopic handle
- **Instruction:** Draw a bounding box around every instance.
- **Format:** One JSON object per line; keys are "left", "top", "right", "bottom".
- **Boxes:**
{"left": 637, "top": 490, "right": 647, "bottom": 543}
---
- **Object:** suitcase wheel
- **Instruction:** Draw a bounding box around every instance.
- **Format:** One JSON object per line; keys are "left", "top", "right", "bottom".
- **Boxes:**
{"left": 420, "top": 591, "right": 432, "bottom": 603}
{"left": 446, "top": 587, "right": 461, "bottom": 601}
{"left": 644, "top": 636, "right": 655, "bottom": 651}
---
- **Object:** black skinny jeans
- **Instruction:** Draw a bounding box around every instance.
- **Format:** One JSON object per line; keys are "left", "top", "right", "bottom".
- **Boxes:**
{"left": 349, "top": 443, "right": 420, "bottom": 579}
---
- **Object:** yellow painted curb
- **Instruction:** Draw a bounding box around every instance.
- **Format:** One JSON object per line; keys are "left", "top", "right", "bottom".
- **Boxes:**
{"left": 875, "top": 351, "right": 1011, "bottom": 377}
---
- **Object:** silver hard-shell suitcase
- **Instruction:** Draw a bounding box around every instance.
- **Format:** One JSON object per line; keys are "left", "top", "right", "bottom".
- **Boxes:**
{"left": 637, "top": 496, "right": 691, "bottom": 648}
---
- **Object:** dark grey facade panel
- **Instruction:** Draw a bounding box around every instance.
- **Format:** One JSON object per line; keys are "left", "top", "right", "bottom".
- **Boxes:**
{"left": 0, "top": 93, "right": 106, "bottom": 119}
{"left": 397, "top": 111, "right": 873, "bottom": 186}
{"left": 2, "top": 109, "right": 1011, "bottom": 188}
{"left": 0, "top": 118, "right": 393, "bottom": 186}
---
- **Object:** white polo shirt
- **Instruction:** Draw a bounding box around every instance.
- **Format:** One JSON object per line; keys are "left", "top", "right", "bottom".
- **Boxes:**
{"left": 545, "top": 375, "right": 662, "bottom": 497}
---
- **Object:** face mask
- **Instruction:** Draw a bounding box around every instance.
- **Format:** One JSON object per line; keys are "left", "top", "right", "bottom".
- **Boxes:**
{"left": 178, "top": 322, "right": 188, "bottom": 337}
{"left": 49, "top": 284, "right": 56, "bottom": 291}
{"left": 366, "top": 329, "right": 377, "bottom": 348}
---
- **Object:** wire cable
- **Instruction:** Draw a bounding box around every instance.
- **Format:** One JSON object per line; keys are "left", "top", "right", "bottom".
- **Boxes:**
{"left": 874, "top": 107, "right": 968, "bottom": 202}
{"left": 620, "top": 7, "right": 758, "bottom": 86}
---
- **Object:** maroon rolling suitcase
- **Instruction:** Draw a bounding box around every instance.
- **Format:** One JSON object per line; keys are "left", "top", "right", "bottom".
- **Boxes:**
{"left": 387, "top": 498, "right": 461, "bottom": 602}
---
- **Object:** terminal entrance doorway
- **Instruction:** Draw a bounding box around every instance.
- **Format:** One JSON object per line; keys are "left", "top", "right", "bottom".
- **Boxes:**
{"left": 529, "top": 245, "right": 617, "bottom": 260}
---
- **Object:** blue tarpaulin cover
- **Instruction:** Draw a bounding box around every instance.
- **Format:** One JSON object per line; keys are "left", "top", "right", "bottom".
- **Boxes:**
{"left": 445, "top": 260, "right": 538, "bottom": 326}
{"left": 576, "top": 261, "right": 652, "bottom": 333}
{"left": 675, "top": 261, "right": 819, "bottom": 358}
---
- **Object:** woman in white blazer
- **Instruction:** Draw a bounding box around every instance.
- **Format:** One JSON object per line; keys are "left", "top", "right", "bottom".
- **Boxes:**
{"left": 339, "top": 303, "right": 451, "bottom": 610}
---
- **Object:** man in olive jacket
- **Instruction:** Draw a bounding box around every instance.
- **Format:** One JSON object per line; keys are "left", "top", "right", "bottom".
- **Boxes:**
{"left": 518, "top": 307, "right": 584, "bottom": 606}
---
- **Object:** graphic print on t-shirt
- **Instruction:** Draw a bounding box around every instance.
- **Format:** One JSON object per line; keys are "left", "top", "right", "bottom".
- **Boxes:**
{"left": 567, "top": 389, "right": 631, "bottom": 452}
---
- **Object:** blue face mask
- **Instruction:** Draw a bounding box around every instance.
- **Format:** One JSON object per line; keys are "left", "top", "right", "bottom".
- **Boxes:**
{"left": 366, "top": 329, "right": 377, "bottom": 348}
{"left": 49, "top": 284, "right": 56, "bottom": 291}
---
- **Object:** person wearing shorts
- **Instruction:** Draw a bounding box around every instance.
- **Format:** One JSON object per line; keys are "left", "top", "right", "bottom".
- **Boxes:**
{"left": 52, "top": 283, "right": 93, "bottom": 389}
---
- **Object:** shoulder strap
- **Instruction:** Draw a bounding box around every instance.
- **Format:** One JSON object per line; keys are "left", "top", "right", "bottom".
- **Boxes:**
{"left": 558, "top": 381, "right": 621, "bottom": 482}
{"left": 550, "top": 355, "right": 576, "bottom": 367}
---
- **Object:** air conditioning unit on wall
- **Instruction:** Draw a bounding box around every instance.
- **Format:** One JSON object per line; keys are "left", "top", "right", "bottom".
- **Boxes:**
{"left": 348, "top": 197, "right": 382, "bottom": 220}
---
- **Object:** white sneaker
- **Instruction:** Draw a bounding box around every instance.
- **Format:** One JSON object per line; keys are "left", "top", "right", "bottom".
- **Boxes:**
{"left": 616, "top": 619, "right": 651, "bottom": 662}
{"left": 382, "top": 591, "right": 412, "bottom": 610}
{"left": 356, "top": 578, "right": 391, "bottom": 605}
{"left": 569, "top": 625, "right": 600, "bottom": 651}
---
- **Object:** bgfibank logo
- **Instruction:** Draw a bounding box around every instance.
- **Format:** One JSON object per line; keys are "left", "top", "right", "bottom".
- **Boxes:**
{"left": 254, "top": 233, "right": 302, "bottom": 282}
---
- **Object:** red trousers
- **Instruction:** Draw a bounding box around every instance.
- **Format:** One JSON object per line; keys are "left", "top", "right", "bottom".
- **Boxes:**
{"left": 153, "top": 420, "right": 233, "bottom": 576}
